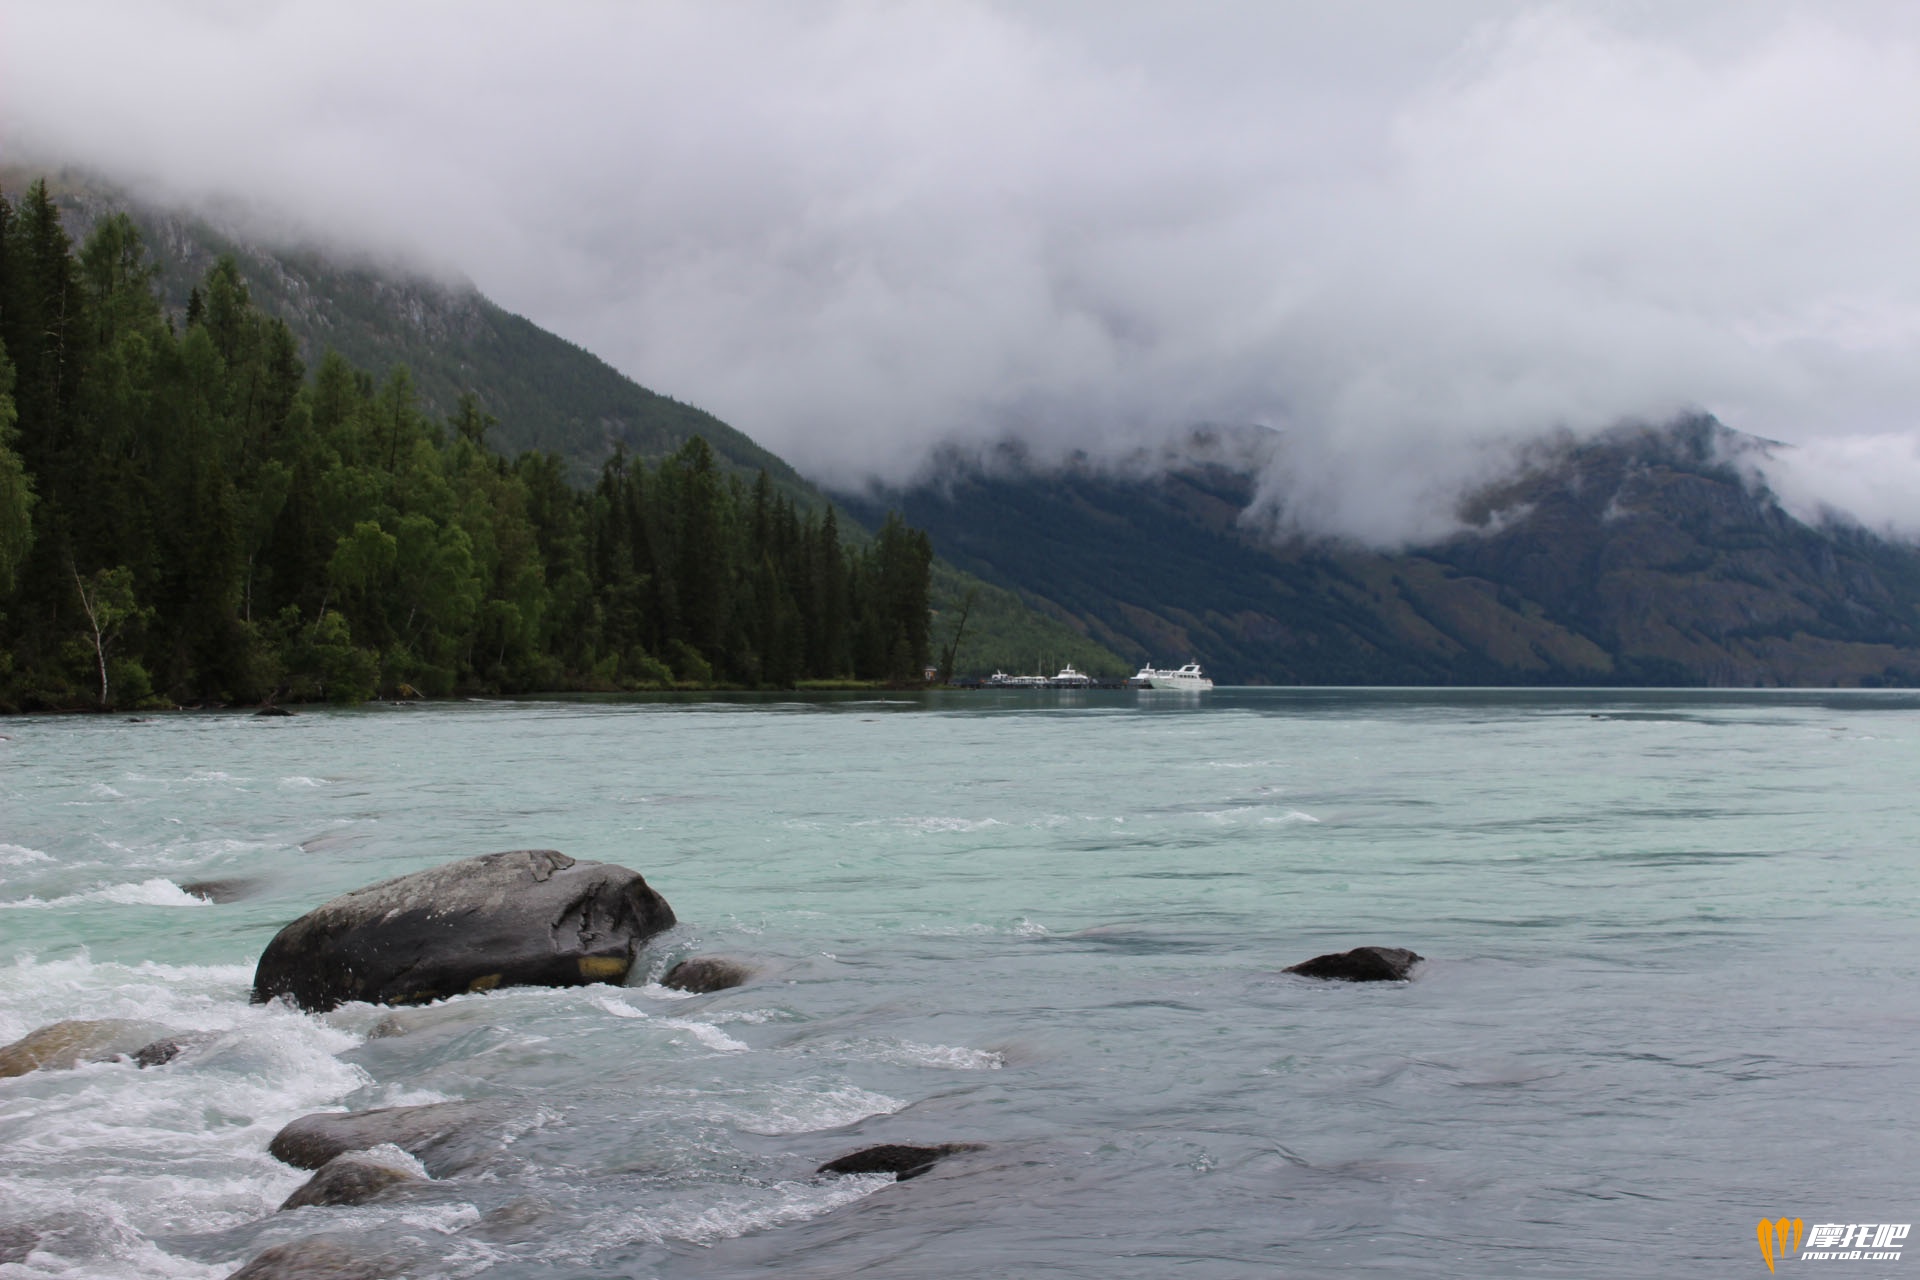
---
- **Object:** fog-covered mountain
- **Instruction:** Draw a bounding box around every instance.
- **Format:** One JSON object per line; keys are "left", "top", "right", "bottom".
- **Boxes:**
{"left": 844, "top": 418, "right": 1920, "bottom": 686}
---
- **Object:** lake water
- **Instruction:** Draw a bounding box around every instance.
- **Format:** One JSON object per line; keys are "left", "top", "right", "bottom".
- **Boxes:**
{"left": 1, "top": 690, "right": 1917, "bottom": 1279}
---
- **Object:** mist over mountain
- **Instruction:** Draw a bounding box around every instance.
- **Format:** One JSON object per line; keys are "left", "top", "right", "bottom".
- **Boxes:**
{"left": 20, "top": 168, "right": 804, "bottom": 495}
{"left": 843, "top": 417, "right": 1920, "bottom": 686}
{"left": 7, "top": 3, "right": 1920, "bottom": 546}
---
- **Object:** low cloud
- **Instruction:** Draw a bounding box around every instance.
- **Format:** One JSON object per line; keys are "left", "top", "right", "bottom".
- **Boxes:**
{"left": 5, "top": 2, "right": 1920, "bottom": 543}
{"left": 1744, "top": 435, "right": 1920, "bottom": 541}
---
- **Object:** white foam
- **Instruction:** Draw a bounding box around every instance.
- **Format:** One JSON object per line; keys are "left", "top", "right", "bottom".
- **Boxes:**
{"left": 813, "top": 1038, "right": 1005, "bottom": 1070}
{"left": 277, "top": 776, "right": 327, "bottom": 788}
{"left": 0, "top": 843, "right": 52, "bottom": 867}
{"left": 662, "top": 1019, "right": 751, "bottom": 1053}
{"left": 395, "top": 1202, "right": 481, "bottom": 1234}
{"left": 701, "top": 1007, "right": 791, "bottom": 1026}
{"left": 723, "top": 1084, "right": 904, "bottom": 1136}
{"left": 622, "top": 1175, "right": 891, "bottom": 1245}
{"left": 0, "top": 1197, "right": 231, "bottom": 1279}
{"left": 0, "top": 956, "right": 373, "bottom": 1272}
{"left": 595, "top": 994, "right": 651, "bottom": 1019}
{"left": 1194, "top": 805, "right": 1322, "bottom": 826}
{"left": 913, "top": 918, "right": 1050, "bottom": 937}
{"left": 346, "top": 1143, "right": 431, "bottom": 1179}
{"left": 522, "top": 1171, "right": 889, "bottom": 1266}
{"left": 592, "top": 995, "right": 750, "bottom": 1052}
{"left": 0, "top": 879, "right": 212, "bottom": 911}
{"left": 855, "top": 815, "right": 1005, "bottom": 833}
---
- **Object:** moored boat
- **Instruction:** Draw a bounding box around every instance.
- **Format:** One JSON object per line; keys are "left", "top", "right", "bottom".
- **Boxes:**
{"left": 1130, "top": 661, "right": 1213, "bottom": 691}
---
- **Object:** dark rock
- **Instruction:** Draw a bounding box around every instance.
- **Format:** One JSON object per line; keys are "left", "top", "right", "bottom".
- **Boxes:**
{"left": 226, "top": 1236, "right": 403, "bottom": 1280}
{"left": 280, "top": 1150, "right": 423, "bottom": 1210}
{"left": 0, "top": 1019, "right": 173, "bottom": 1077}
{"left": 251, "top": 849, "right": 676, "bottom": 1012}
{"left": 816, "top": 1143, "right": 984, "bottom": 1182}
{"left": 179, "top": 877, "right": 262, "bottom": 903}
{"left": 460, "top": 1197, "right": 550, "bottom": 1243}
{"left": 269, "top": 1101, "right": 503, "bottom": 1176}
{"left": 1284, "top": 946, "right": 1423, "bottom": 982}
{"left": 254, "top": 705, "right": 296, "bottom": 717}
{"left": 0, "top": 1224, "right": 37, "bottom": 1265}
{"left": 661, "top": 956, "right": 754, "bottom": 994}
{"left": 132, "top": 1033, "right": 214, "bottom": 1068}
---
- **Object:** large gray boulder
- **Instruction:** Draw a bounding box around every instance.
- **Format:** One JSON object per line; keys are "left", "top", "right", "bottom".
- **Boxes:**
{"left": 251, "top": 850, "right": 675, "bottom": 1012}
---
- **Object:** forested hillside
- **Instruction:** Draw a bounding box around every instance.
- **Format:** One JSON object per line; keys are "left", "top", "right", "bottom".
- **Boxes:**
{"left": 10, "top": 166, "right": 1125, "bottom": 685}
{"left": 14, "top": 166, "right": 804, "bottom": 494}
{"left": 0, "top": 179, "right": 936, "bottom": 710}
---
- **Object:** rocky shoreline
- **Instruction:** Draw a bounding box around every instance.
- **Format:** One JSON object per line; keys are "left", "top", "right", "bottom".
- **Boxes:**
{"left": 0, "top": 849, "right": 1422, "bottom": 1277}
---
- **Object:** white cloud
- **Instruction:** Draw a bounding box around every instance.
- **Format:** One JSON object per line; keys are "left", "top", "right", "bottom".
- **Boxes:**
{"left": 1744, "top": 435, "right": 1920, "bottom": 540}
{"left": 4, "top": 1, "right": 1919, "bottom": 542}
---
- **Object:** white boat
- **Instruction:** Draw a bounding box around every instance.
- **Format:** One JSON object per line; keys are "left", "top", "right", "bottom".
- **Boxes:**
{"left": 1131, "top": 661, "right": 1213, "bottom": 691}
{"left": 989, "top": 664, "right": 1092, "bottom": 689}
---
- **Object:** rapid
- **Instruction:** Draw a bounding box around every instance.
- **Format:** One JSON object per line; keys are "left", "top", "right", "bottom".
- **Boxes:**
{"left": 1, "top": 690, "right": 1916, "bottom": 1278}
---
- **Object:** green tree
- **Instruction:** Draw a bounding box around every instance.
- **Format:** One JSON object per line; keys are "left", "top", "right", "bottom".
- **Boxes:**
{"left": 0, "top": 342, "right": 34, "bottom": 594}
{"left": 0, "top": 181, "right": 945, "bottom": 707}
{"left": 71, "top": 564, "right": 147, "bottom": 708}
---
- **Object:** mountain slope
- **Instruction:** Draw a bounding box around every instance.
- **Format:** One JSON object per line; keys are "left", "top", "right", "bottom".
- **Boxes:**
{"left": 5, "top": 165, "right": 1127, "bottom": 680}
{"left": 17, "top": 165, "right": 802, "bottom": 492}
{"left": 847, "top": 419, "right": 1920, "bottom": 687}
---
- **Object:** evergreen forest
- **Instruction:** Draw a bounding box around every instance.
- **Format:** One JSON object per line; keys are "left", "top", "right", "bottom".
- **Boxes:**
{"left": 0, "top": 180, "right": 934, "bottom": 710}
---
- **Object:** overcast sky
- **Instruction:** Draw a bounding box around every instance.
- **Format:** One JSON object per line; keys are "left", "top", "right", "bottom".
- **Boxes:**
{"left": 5, "top": 1, "right": 1920, "bottom": 543}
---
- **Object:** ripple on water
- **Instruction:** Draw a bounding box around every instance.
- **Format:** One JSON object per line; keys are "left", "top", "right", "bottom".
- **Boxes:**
{"left": 0, "top": 844, "right": 52, "bottom": 868}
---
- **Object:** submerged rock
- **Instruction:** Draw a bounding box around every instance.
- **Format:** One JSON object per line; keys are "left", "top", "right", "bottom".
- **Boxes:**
{"left": 131, "top": 1032, "right": 215, "bottom": 1068}
{"left": 460, "top": 1197, "right": 551, "bottom": 1244}
{"left": 362, "top": 1014, "right": 414, "bottom": 1040}
{"left": 269, "top": 1101, "right": 505, "bottom": 1176}
{"left": 226, "top": 1235, "right": 403, "bottom": 1280}
{"left": 0, "top": 1224, "right": 38, "bottom": 1265}
{"left": 179, "top": 877, "right": 263, "bottom": 903}
{"left": 280, "top": 1148, "right": 424, "bottom": 1210}
{"left": 253, "top": 705, "right": 296, "bottom": 717}
{"left": 1284, "top": 946, "right": 1423, "bottom": 982}
{"left": 661, "top": 956, "right": 754, "bottom": 994}
{"left": 816, "top": 1143, "right": 984, "bottom": 1182}
{"left": 251, "top": 849, "right": 676, "bottom": 1012}
{"left": 0, "top": 1019, "right": 173, "bottom": 1077}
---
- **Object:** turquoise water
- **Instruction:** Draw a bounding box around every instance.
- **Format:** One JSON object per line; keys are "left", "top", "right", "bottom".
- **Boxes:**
{"left": 1, "top": 690, "right": 1917, "bottom": 1278}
